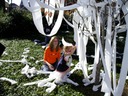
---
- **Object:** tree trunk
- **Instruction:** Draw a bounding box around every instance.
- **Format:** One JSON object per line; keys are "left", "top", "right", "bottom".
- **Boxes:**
{"left": 94, "top": 59, "right": 102, "bottom": 85}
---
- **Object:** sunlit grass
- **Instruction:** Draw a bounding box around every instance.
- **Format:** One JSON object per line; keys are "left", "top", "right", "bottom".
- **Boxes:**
{"left": 0, "top": 39, "right": 106, "bottom": 96}
{"left": 1, "top": 38, "right": 128, "bottom": 96}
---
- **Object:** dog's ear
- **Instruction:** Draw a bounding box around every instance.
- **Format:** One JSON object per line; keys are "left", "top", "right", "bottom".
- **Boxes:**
{"left": 62, "top": 37, "right": 73, "bottom": 46}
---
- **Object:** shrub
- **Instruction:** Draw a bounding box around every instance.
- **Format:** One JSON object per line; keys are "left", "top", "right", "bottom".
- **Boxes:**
{"left": 0, "top": 9, "right": 38, "bottom": 38}
{"left": 0, "top": 10, "right": 11, "bottom": 35}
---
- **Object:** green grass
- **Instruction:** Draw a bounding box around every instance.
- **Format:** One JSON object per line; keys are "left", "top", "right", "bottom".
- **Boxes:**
{"left": 0, "top": 38, "right": 105, "bottom": 96}
{"left": 0, "top": 33, "right": 128, "bottom": 96}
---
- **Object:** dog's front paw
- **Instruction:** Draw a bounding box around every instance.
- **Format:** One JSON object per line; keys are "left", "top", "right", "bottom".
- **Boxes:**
{"left": 74, "top": 83, "right": 79, "bottom": 86}
{"left": 46, "top": 83, "right": 56, "bottom": 93}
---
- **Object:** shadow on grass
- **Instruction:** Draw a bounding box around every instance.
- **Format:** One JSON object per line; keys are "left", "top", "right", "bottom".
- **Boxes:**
{"left": 0, "top": 81, "right": 5, "bottom": 96}
{"left": 0, "top": 30, "right": 74, "bottom": 45}
{"left": 69, "top": 72, "right": 104, "bottom": 96}
{"left": 0, "top": 31, "right": 45, "bottom": 41}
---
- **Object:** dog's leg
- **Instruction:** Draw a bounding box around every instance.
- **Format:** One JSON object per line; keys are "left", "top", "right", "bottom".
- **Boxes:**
{"left": 38, "top": 76, "right": 56, "bottom": 87}
{"left": 67, "top": 62, "right": 82, "bottom": 77}
{"left": 65, "top": 78, "right": 79, "bottom": 86}
{"left": 45, "top": 82, "right": 57, "bottom": 93}
{"left": 53, "top": 78, "right": 64, "bottom": 85}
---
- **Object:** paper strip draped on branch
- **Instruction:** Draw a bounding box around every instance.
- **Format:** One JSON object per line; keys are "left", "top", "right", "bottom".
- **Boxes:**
{"left": 22, "top": 0, "right": 128, "bottom": 96}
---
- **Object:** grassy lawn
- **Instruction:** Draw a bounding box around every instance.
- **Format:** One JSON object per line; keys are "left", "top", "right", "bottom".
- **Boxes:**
{"left": 0, "top": 33, "right": 127, "bottom": 96}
